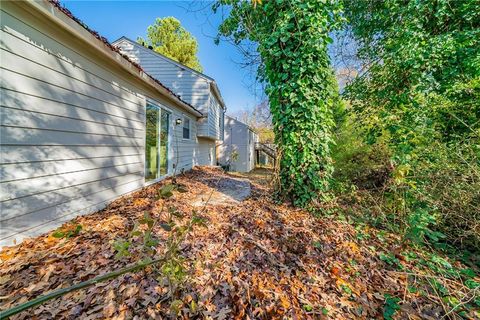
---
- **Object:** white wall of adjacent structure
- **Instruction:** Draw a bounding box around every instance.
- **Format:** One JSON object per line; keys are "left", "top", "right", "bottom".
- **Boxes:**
{"left": 218, "top": 116, "right": 258, "bottom": 172}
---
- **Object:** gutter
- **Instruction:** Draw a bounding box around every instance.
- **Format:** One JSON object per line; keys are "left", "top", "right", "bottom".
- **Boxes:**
{"left": 21, "top": 0, "right": 203, "bottom": 118}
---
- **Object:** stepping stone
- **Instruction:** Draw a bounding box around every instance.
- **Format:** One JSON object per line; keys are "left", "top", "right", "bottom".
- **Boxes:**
{"left": 192, "top": 176, "right": 251, "bottom": 207}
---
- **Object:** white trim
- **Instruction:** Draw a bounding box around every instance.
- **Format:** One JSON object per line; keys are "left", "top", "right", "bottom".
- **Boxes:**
{"left": 144, "top": 101, "right": 173, "bottom": 185}
{"left": 18, "top": 1, "right": 203, "bottom": 118}
{"left": 182, "top": 114, "right": 192, "bottom": 140}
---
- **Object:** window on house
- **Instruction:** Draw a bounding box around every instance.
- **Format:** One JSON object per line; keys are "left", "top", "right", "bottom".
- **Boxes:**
{"left": 183, "top": 117, "right": 190, "bottom": 139}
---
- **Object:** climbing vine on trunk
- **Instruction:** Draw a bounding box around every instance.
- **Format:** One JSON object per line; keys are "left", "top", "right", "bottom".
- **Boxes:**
{"left": 215, "top": 0, "right": 343, "bottom": 206}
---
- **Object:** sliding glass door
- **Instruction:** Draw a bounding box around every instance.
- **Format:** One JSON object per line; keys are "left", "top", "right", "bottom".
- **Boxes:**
{"left": 145, "top": 103, "right": 170, "bottom": 182}
{"left": 159, "top": 111, "right": 169, "bottom": 176}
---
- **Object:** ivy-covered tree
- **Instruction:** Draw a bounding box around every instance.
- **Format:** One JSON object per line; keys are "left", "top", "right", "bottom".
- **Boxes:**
{"left": 138, "top": 17, "right": 203, "bottom": 72}
{"left": 215, "top": 0, "right": 343, "bottom": 206}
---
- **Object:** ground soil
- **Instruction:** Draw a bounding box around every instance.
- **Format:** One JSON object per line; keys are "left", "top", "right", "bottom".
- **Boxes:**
{"left": 0, "top": 167, "right": 478, "bottom": 319}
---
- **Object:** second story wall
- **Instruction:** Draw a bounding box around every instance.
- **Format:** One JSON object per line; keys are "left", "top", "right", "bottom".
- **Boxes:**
{"left": 206, "top": 92, "right": 224, "bottom": 140}
{"left": 114, "top": 38, "right": 211, "bottom": 113}
{"left": 114, "top": 37, "right": 225, "bottom": 142}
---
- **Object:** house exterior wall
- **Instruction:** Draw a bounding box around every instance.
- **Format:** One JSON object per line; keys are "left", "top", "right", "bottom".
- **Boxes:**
{"left": 195, "top": 138, "right": 216, "bottom": 166}
{"left": 113, "top": 39, "right": 211, "bottom": 112}
{"left": 208, "top": 93, "right": 224, "bottom": 140}
{"left": 113, "top": 38, "right": 225, "bottom": 149}
{"left": 0, "top": 1, "right": 200, "bottom": 247}
{"left": 248, "top": 129, "right": 258, "bottom": 171}
{"left": 218, "top": 116, "right": 258, "bottom": 172}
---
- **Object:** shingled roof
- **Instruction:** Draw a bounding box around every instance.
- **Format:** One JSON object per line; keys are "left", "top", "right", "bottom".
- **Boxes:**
{"left": 47, "top": 0, "right": 203, "bottom": 117}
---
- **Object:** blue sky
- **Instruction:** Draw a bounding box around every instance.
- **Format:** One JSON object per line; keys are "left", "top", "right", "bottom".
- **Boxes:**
{"left": 62, "top": 1, "right": 260, "bottom": 115}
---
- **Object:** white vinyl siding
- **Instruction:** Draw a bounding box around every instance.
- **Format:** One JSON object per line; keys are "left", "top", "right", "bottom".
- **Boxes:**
{"left": 208, "top": 94, "right": 224, "bottom": 140}
{"left": 195, "top": 138, "right": 216, "bottom": 166}
{"left": 114, "top": 38, "right": 224, "bottom": 142}
{"left": 114, "top": 39, "right": 211, "bottom": 112}
{"left": 218, "top": 116, "right": 258, "bottom": 172}
{"left": 0, "top": 2, "right": 199, "bottom": 246}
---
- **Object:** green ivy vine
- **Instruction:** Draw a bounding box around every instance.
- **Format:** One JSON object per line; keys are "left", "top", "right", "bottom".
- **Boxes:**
{"left": 216, "top": 0, "right": 343, "bottom": 206}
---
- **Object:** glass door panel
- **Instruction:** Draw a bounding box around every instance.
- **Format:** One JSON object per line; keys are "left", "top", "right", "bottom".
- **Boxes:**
{"left": 145, "top": 103, "right": 170, "bottom": 181}
{"left": 159, "top": 111, "right": 169, "bottom": 176}
{"left": 145, "top": 104, "right": 159, "bottom": 181}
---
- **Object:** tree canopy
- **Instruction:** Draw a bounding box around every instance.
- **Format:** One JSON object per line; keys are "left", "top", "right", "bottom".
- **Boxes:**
{"left": 338, "top": 0, "right": 479, "bottom": 248}
{"left": 217, "top": 0, "right": 479, "bottom": 250}
{"left": 138, "top": 17, "right": 203, "bottom": 72}
{"left": 344, "top": 0, "right": 479, "bottom": 145}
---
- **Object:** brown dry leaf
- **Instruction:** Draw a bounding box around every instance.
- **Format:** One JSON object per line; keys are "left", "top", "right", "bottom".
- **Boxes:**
{"left": 0, "top": 167, "right": 477, "bottom": 319}
{"left": 103, "top": 301, "right": 116, "bottom": 318}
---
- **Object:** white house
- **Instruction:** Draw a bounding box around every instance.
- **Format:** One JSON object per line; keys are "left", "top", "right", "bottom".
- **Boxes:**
{"left": 112, "top": 37, "right": 226, "bottom": 167}
{"left": 218, "top": 115, "right": 258, "bottom": 172}
{"left": 0, "top": 0, "right": 222, "bottom": 246}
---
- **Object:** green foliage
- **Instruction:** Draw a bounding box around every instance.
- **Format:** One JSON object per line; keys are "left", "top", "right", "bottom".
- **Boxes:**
{"left": 51, "top": 224, "right": 82, "bottom": 239}
{"left": 378, "top": 252, "right": 403, "bottom": 270}
{"left": 113, "top": 239, "right": 131, "bottom": 259}
{"left": 216, "top": 0, "right": 343, "bottom": 206}
{"left": 138, "top": 17, "right": 203, "bottom": 72}
{"left": 159, "top": 184, "right": 175, "bottom": 199}
{"left": 113, "top": 183, "right": 205, "bottom": 300}
{"left": 332, "top": 116, "right": 392, "bottom": 190}
{"left": 383, "top": 294, "right": 401, "bottom": 320}
{"left": 335, "top": 0, "right": 480, "bottom": 250}
{"left": 333, "top": 120, "right": 479, "bottom": 250}
{"left": 302, "top": 304, "right": 313, "bottom": 312}
{"left": 340, "top": 284, "right": 352, "bottom": 295}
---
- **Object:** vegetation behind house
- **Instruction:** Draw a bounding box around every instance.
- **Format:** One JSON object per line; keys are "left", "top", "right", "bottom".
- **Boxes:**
{"left": 138, "top": 17, "right": 203, "bottom": 72}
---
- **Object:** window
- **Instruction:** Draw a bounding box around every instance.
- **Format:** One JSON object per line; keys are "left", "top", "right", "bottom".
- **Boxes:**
{"left": 145, "top": 103, "right": 170, "bottom": 182}
{"left": 182, "top": 116, "right": 190, "bottom": 139}
{"left": 145, "top": 104, "right": 159, "bottom": 181}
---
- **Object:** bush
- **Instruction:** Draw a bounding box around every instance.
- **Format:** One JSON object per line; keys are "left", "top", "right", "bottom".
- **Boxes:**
{"left": 417, "top": 141, "right": 480, "bottom": 251}
{"left": 332, "top": 114, "right": 480, "bottom": 253}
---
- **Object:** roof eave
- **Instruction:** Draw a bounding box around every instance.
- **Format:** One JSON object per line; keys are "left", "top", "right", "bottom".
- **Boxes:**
{"left": 112, "top": 36, "right": 215, "bottom": 82}
{"left": 24, "top": 1, "right": 203, "bottom": 118}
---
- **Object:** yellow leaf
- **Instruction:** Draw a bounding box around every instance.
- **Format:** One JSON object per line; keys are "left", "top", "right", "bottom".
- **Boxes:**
{"left": 336, "top": 277, "right": 360, "bottom": 296}
{"left": 251, "top": 0, "right": 262, "bottom": 8}
{"left": 280, "top": 295, "right": 290, "bottom": 309}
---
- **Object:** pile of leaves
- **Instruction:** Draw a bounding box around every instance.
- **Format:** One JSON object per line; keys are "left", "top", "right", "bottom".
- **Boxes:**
{"left": 1, "top": 167, "right": 478, "bottom": 319}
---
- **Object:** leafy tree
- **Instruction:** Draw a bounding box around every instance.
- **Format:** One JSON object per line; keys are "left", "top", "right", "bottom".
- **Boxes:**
{"left": 340, "top": 0, "right": 480, "bottom": 247}
{"left": 235, "top": 101, "right": 275, "bottom": 143}
{"left": 138, "top": 17, "right": 203, "bottom": 72}
{"left": 215, "top": 0, "right": 343, "bottom": 206}
{"left": 344, "top": 0, "right": 479, "bottom": 150}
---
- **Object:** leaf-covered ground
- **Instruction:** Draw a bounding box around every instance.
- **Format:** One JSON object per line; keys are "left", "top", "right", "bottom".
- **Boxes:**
{"left": 1, "top": 167, "right": 479, "bottom": 319}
